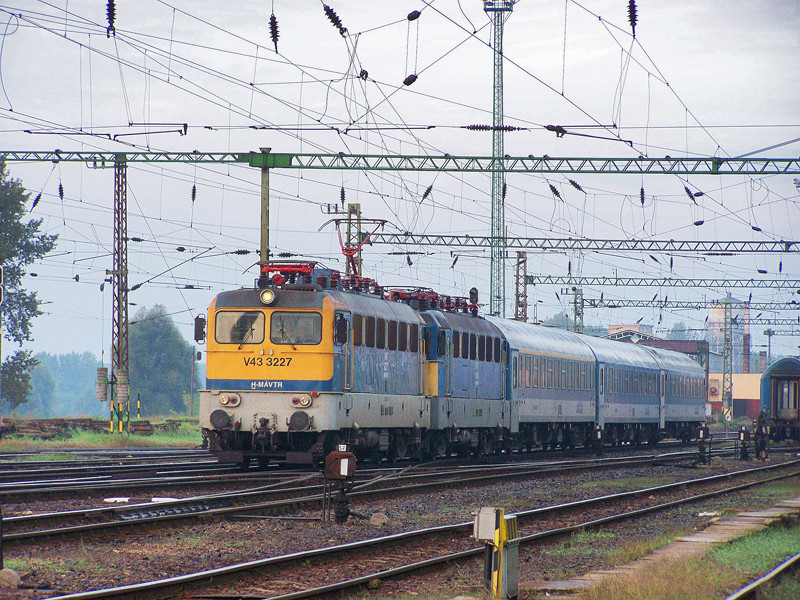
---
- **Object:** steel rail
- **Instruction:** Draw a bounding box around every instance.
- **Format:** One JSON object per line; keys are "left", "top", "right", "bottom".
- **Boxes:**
{"left": 723, "top": 551, "right": 800, "bottom": 600}
{"left": 1, "top": 450, "right": 716, "bottom": 543}
{"left": 44, "top": 462, "right": 800, "bottom": 600}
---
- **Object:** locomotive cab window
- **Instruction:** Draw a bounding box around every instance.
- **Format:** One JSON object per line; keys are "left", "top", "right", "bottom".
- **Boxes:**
{"left": 215, "top": 311, "right": 265, "bottom": 345}
{"left": 270, "top": 312, "right": 322, "bottom": 345}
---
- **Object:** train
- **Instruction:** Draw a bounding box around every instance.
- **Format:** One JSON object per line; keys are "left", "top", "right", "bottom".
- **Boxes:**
{"left": 197, "top": 261, "right": 707, "bottom": 466}
{"left": 760, "top": 356, "right": 800, "bottom": 441}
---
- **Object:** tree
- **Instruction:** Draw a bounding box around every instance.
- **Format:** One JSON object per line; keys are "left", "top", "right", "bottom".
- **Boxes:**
{"left": 668, "top": 322, "right": 699, "bottom": 341}
{"left": 36, "top": 352, "right": 105, "bottom": 417}
{"left": 0, "top": 160, "right": 58, "bottom": 409}
{"left": 129, "top": 305, "right": 200, "bottom": 416}
{"left": 541, "top": 311, "right": 570, "bottom": 330}
{"left": 26, "top": 361, "right": 56, "bottom": 417}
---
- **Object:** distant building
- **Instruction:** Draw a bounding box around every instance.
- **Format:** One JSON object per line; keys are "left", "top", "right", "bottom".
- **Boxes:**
{"left": 707, "top": 294, "right": 750, "bottom": 373}
{"left": 708, "top": 373, "right": 761, "bottom": 420}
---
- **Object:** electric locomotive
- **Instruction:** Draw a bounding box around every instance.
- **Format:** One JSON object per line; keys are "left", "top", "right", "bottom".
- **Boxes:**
{"left": 197, "top": 260, "right": 707, "bottom": 466}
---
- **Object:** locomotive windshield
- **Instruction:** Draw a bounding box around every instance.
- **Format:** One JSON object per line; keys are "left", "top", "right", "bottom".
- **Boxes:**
{"left": 215, "top": 311, "right": 265, "bottom": 345}
{"left": 270, "top": 312, "right": 322, "bottom": 345}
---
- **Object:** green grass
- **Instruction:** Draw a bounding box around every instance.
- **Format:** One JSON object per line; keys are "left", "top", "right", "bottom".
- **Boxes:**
{"left": 0, "top": 420, "right": 202, "bottom": 452}
{"left": 578, "top": 521, "right": 800, "bottom": 600}
{"left": 543, "top": 529, "right": 617, "bottom": 558}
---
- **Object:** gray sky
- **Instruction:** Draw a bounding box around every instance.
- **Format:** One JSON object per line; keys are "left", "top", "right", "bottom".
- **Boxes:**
{"left": 1, "top": 0, "right": 799, "bottom": 360}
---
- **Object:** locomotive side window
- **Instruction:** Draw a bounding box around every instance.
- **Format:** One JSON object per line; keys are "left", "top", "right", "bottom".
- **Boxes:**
{"left": 452, "top": 331, "right": 460, "bottom": 358}
{"left": 388, "top": 321, "right": 398, "bottom": 351}
{"left": 494, "top": 338, "right": 501, "bottom": 363}
{"left": 409, "top": 324, "right": 419, "bottom": 353}
{"left": 269, "top": 312, "right": 322, "bottom": 345}
{"left": 486, "top": 337, "right": 493, "bottom": 362}
{"left": 215, "top": 311, "right": 265, "bottom": 345}
{"left": 376, "top": 319, "right": 386, "bottom": 349}
{"left": 365, "top": 316, "right": 376, "bottom": 347}
{"left": 353, "top": 314, "right": 363, "bottom": 346}
{"left": 437, "top": 330, "right": 447, "bottom": 357}
{"left": 398, "top": 322, "right": 408, "bottom": 351}
{"left": 470, "top": 334, "right": 477, "bottom": 360}
{"left": 478, "top": 336, "right": 486, "bottom": 361}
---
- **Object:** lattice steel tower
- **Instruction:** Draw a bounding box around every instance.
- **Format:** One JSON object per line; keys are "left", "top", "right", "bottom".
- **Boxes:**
{"left": 484, "top": 0, "right": 514, "bottom": 317}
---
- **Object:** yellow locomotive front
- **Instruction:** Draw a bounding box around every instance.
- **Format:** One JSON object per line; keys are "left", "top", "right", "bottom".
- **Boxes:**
{"left": 198, "top": 284, "right": 343, "bottom": 465}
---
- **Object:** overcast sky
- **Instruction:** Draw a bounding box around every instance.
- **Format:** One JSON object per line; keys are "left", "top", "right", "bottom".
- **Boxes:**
{"left": 1, "top": 0, "right": 798, "bottom": 360}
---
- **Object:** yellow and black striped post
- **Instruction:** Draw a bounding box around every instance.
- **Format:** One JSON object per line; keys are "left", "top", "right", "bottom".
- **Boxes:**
{"left": 473, "top": 507, "right": 520, "bottom": 599}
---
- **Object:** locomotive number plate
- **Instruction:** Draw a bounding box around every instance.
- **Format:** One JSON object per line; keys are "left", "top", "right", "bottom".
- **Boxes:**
{"left": 243, "top": 357, "right": 293, "bottom": 367}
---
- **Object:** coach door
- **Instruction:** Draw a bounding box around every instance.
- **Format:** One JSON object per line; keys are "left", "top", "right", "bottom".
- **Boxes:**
{"left": 658, "top": 370, "right": 666, "bottom": 429}
{"left": 597, "top": 362, "right": 605, "bottom": 429}
{"left": 334, "top": 312, "right": 352, "bottom": 391}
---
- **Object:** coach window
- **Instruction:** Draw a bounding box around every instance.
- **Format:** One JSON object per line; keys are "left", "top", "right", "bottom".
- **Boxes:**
{"left": 376, "top": 319, "right": 386, "bottom": 349}
{"left": 532, "top": 357, "right": 539, "bottom": 387}
{"left": 470, "top": 334, "right": 477, "bottom": 360}
{"left": 270, "top": 312, "right": 321, "bottom": 345}
{"left": 365, "top": 316, "right": 376, "bottom": 347}
{"left": 561, "top": 361, "right": 567, "bottom": 390}
{"left": 353, "top": 315, "right": 363, "bottom": 346}
{"left": 216, "top": 311, "right": 265, "bottom": 345}
{"left": 398, "top": 322, "right": 408, "bottom": 351}
{"left": 526, "top": 356, "right": 532, "bottom": 387}
{"left": 452, "top": 331, "right": 460, "bottom": 358}
{"left": 478, "top": 335, "right": 486, "bottom": 361}
{"left": 409, "top": 323, "right": 419, "bottom": 353}
{"left": 388, "top": 320, "right": 398, "bottom": 350}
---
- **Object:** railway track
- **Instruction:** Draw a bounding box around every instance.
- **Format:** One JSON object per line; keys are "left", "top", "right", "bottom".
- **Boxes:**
{"left": 39, "top": 458, "right": 800, "bottom": 600}
{"left": 0, "top": 447, "right": 758, "bottom": 545}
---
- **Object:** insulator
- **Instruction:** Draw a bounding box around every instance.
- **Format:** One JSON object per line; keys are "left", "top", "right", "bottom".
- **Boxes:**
{"left": 693, "top": 220, "right": 704, "bottom": 226}
{"left": 450, "top": 255, "right": 459, "bottom": 268}
{"left": 408, "top": 10, "right": 421, "bottom": 21}
{"left": 549, "top": 183, "right": 562, "bottom": 200}
{"left": 502, "top": 182, "right": 507, "bottom": 200}
{"left": 694, "top": 191, "right": 704, "bottom": 197}
{"left": 191, "top": 184, "right": 197, "bottom": 202}
{"left": 568, "top": 179, "right": 583, "bottom": 192}
{"left": 406, "top": 255, "right": 413, "bottom": 266}
{"left": 74, "top": 274, "right": 80, "bottom": 282}
{"left": 32, "top": 192, "right": 41, "bottom": 209}
{"left": 323, "top": 4, "right": 346, "bottom": 36}
{"left": 683, "top": 185, "right": 696, "bottom": 204}
{"left": 269, "top": 14, "right": 279, "bottom": 53}
{"left": 640, "top": 187, "right": 645, "bottom": 206}
{"left": 403, "top": 73, "right": 418, "bottom": 86}
{"left": 106, "top": 0, "right": 116, "bottom": 38}
{"left": 176, "top": 246, "right": 186, "bottom": 252}
{"left": 340, "top": 186, "right": 345, "bottom": 206}
{"left": 751, "top": 225, "right": 762, "bottom": 232}
{"left": 545, "top": 124, "right": 568, "bottom": 137}
{"left": 58, "top": 183, "right": 64, "bottom": 200}
{"left": 422, "top": 184, "right": 432, "bottom": 201}
{"left": 568, "top": 260, "right": 572, "bottom": 275}
{"left": 628, "top": 0, "right": 637, "bottom": 38}
{"left": 464, "top": 124, "right": 490, "bottom": 131}
{"left": 278, "top": 251, "right": 294, "bottom": 258}
{"left": 359, "top": 69, "right": 369, "bottom": 80}
{"left": 649, "top": 254, "right": 659, "bottom": 264}
{"left": 130, "top": 237, "right": 144, "bottom": 242}
{"left": 670, "top": 257, "right": 674, "bottom": 270}
{"left": 757, "top": 268, "right": 767, "bottom": 274}
{"left": 779, "top": 260, "right": 783, "bottom": 273}
{"left": 232, "top": 249, "right": 251, "bottom": 255}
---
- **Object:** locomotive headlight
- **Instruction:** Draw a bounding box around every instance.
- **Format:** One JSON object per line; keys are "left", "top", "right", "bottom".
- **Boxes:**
{"left": 298, "top": 394, "right": 312, "bottom": 408}
{"left": 259, "top": 288, "right": 277, "bottom": 305}
{"left": 219, "top": 394, "right": 230, "bottom": 406}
